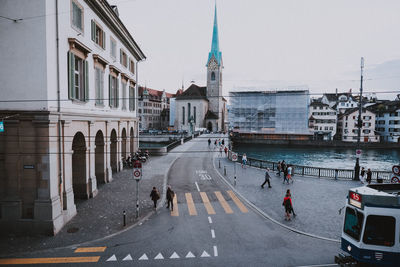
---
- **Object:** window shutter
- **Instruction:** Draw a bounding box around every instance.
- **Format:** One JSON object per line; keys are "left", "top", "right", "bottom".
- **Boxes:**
{"left": 109, "top": 75, "right": 112, "bottom": 107}
{"left": 116, "top": 79, "right": 119, "bottom": 108}
{"left": 133, "top": 86, "right": 136, "bottom": 111}
{"left": 102, "top": 31, "right": 106, "bottom": 49}
{"left": 91, "top": 20, "right": 95, "bottom": 41}
{"left": 120, "top": 50, "right": 122, "bottom": 64}
{"left": 68, "top": 51, "right": 75, "bottom": 99}
{"left": 84, "top": 60, "right": 89, "bottom": 102}
{"left": 100, "top": 70, "right": 104, "bottom": 104}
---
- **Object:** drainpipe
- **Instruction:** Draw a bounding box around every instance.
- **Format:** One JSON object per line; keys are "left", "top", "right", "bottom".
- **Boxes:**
{"left": 55, "top": 0, "right": 64, "bottom": 207}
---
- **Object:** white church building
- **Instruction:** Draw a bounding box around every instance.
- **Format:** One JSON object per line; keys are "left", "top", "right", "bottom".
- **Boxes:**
{"left": 174, "top": 5, "right": 227, "bottom": 133}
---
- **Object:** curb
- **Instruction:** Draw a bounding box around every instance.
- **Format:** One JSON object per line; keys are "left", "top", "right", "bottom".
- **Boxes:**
{"left": 213, "top": 156, "right": 340, "bottom": 243}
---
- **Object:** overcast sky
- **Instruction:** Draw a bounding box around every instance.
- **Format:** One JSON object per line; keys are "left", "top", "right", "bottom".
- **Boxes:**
{"left": 110, "top": 0, "right": 400, "bottom": 100}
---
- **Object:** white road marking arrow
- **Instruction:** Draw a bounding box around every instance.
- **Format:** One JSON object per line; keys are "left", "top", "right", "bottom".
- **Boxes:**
{"left": 201, "top": 251, "right": 211, "bottom": 257}
{"left": 138, "top": 254, "right": 148, "bottom": 260}
{"left": 122, "top": 254, "right": 133, "bottom": 261}
{"left": 170, "top": 252, "right": 180, "bottom": 259}
{"left": 154, "top": 253, "right": 164, "bottom": 260}
{"left": 106, "top": 254, "right": 117, "bottom": 261}
{"left": 185, "top": 251, "right": 195, "bottom": 258}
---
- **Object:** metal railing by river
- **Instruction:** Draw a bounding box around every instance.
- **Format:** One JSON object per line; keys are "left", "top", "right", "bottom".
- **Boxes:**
{"left": 231, "top": 153, "right": 393, "bottom": 182}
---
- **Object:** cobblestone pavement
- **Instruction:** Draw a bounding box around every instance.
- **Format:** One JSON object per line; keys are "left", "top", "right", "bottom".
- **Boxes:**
{"left": 0, "top": 137, "right": 197, "bottom": 257}
{"left": 214, "top": 155, "right": 364, "bottom": 240}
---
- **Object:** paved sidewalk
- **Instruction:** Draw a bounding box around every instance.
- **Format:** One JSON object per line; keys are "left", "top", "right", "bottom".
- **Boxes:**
{"left": 214, "top": 155, "right": 363, "bottom": 240}
{"left": 0, "top": 136, "right": 198, "bottom": 257}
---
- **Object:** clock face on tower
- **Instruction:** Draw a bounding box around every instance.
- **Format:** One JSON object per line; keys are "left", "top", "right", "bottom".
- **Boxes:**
{"left": 208, "top": 58, "right": 218, "bottom": 70}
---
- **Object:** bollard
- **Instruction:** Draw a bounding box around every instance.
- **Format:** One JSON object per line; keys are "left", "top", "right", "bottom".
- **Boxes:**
{"left": 123, "top": 210, "right": 126, "bottom": 226}
{"left": 219, "top": 159, "right": 221, "bottom": 168}
{"left": 335, "top": 169, "right": 338, "bottom": 180}
{"left": 234, "top": 175, "right": 237, "bottom": 186}
{"left": 224, "top": 166, "right": 226, "bottom": 176}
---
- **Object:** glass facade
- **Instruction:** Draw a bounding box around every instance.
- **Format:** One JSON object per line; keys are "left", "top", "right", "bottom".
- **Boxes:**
{"left": 228, "top": 90, "right": 310, "bottom": 134}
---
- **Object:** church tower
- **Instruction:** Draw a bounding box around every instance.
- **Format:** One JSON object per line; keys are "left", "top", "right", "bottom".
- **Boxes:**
{"left": 206, "top": 3, "right": 224, "bottom": 131}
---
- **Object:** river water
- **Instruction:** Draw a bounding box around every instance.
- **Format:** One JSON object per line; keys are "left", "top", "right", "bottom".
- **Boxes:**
{"left": 232, "top": 143, "right": 399, "bottom": 172}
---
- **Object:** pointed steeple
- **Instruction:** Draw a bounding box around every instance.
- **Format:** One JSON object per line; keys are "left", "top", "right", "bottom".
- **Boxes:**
{"left": 207, "top": 2, "right": 222, "bottom": 65}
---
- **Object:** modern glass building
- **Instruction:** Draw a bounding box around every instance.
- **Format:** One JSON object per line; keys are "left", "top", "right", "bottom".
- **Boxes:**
{"left": 228, "top": 90, "right": 310, "bottom": 134}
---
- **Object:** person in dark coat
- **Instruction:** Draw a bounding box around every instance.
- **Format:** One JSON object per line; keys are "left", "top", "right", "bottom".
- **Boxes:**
{"left": 261, "top": 168, "right": 272, "bottom": 188}
{"left": 150, "top": 187, "right": 160, "bottom": 209}
{"left": 360, "top": 167, "right": 366, "bottom": 184}
{"left": 283, "top": 192, "right": 293, "bottom": 221}
{"left": 366, "top": 168, "right": 372, "bottom": 184}
{"left": 166, "top": 185, "right": 175, "bottom": 211}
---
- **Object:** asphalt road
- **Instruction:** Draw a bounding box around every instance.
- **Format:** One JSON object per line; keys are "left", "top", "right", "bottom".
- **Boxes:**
{"left": 0, "top": 134, "right": 341, "bottom": 266}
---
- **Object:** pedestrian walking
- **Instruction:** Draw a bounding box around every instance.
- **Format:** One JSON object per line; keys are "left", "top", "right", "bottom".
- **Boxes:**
{"left": 282, "top": 191, "right": 294, "bottom": 221}
{"left": 214, "top": 139, "right": 217, "bottom": 149}
{"left": 366, "top": 168, "right": 372, "bottom": 184}
{"left": 166, "top": 185, "right": 175, "bottom": 211}
{"left": 219, "top": 145, "right": 223, "bottom": 157}
{"left": 224, "top": 146, "right": 228, "bottom": 157}
{"left": 241, "top": 153, "right": 247, "bottom": 168}
{"left": 286, "top": 189, "right": 296, "bottom": 216}
{"left": 261, "top": 168, "right": 272, "bottom": 188}
{"left": 222, "top": 139, "right": 225, "bottom": 146}
{"left": 360, "top": 167, "right": 365, "bottom": 184}
{"left": 208, "top": 138, "right": 211, "bottom": 147}
{"left": 276, "top": 161, "right": 281, "bottom": 176}
{"left": 150, "top": 187, "right": 160, "bottom": 209}
{"left": 283, "top": 165, "right": 289, "bottom": 184}
{"left": 287, "top": 165, "right": 293, "bottom": 183}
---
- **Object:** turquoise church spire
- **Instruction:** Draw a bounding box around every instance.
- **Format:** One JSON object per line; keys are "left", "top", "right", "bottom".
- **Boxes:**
{"left": 207, "top": 3, "right": 222, "bottom": 65}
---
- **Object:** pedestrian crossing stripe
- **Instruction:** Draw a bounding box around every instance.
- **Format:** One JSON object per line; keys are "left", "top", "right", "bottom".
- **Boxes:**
{"left": 185, "top": 192, "right": 198, "bottom": 215}
{"left": 172, "top": 191, "right": 247, "bottom": 216}
{"left": 200, "top": 192, "right": 216, "bottom": 214}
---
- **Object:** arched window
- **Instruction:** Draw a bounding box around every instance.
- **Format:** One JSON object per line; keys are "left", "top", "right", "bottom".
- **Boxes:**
{"left": 188, "top": 103, "right": 191, "bottom": 123}
{"left": 182, "top": 106, "right": 185, "bottom": 125}
{"left": 211, "top": 71, "right": 215, "bottom": 81}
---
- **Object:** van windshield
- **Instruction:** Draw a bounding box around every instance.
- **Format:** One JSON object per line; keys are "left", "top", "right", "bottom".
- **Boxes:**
{"left": 344, "top": 207, "right": 364, "bottom": 241}
{"left": 363, "top": 215, "right": 395, "bottom": 247}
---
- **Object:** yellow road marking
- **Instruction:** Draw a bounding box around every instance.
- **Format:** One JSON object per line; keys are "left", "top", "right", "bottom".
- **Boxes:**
{"left": 185, "top": 193, "right": 197, "bottom": 216}
{"left": 227, "top": 190, "right": 248, "bottom": 213}
{"left": 214, "top": 191, "right": 233, "bottom": 214}
{"left": 171, "top": 194, "right": 179, "bottom": 216}
{"left": 74, "top": 247, "right": 106, "bottom": 253}
{"left": 200, "top": 192, "right": 216, "bottom": 215}
{"left": 0, "top": 256, "right": 101, "bottom": 265}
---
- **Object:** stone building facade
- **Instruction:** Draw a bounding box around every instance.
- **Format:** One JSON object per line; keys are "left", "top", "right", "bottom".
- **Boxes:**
{"left": 308, "top": 101, "right": 337, "bottom": 140}
{"left": 138, "top": 87, "right": 174, "bottom": 130}
{"left": 0, "top": 0, "right": 145, "bottom": 235}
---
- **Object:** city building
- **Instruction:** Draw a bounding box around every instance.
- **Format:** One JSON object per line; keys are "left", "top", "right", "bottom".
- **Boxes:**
{"left": 374, "top": 101, "right": 400, "bottom": 143}
{"left": 0, "top": 0, "right": 145, "bottom": 235}
{"left": 138, "top": 87, "right": 174, "bottom": 131}
{"left": 308, "top": 101, "right": 337, "bottom": 140}
{"left": 229, "top": 90, "right": 311, "bottom": 140}
{"left": 321, "top": 91, "right": 359, "bottom": 114}
{"left": 174, "top": 5, "right": 227, "bottom": 133}
{"left": 336, "top": 108, "right": 379, "bottom": 142}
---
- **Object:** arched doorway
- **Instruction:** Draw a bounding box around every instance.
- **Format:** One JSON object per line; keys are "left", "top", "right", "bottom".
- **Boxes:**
{"left": 130, "top": 127, "right": 134, "bottom": 155}
{"left": 110, "top": 129, "right": 118, "bottom": 173}
{"left": 207, "top": 121, "right": 213, "bottom": 132}
{"left": 121, "top": 128, "right": 127, "bottom": 163}
{"left": 72, "top": 132, "right": 88, "bottom": 199}
{"left": 95, "top": 130, "right": 105, "bottom": 184}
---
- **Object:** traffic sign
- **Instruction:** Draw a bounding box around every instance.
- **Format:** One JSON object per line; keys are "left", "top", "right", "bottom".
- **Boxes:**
{"left": 133, "top": 169, "right": 141, "bottom": 180}
{"left": 356, "top": 149, "right": 362, "bottom": 158}
{"left": 391, "top": 176, "right": 399, "bottom": 184}
{"left": 133, "top": 160, "right": 142, "bottom": 169}
{"left": 392, "top": 165, "right": 400, "bottom": 176}
{"left": 0, "top": 121, "right": 4, "bottom": 133}
{"left": 232, "top": 152, "right": 238, "bottom": 162}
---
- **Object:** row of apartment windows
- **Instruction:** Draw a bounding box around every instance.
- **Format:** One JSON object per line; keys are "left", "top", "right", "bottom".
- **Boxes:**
{"left": 311, "top": 106, "right": 332, "bottom": 110}
{"left": 314, "top": 126, "right": 334, "bottom": 131}
{"left": 71, "top": 0, "right": 135, "bottom": 75}
{"left": 312, "top": 119, "right": 336, "bottom": 124}
{"left": 142, "top": 102, "right": 162, "bottom": 108}
{"left": 68, "top": 52, "right": 135, "bottom": 111}
{"left": 312, "top": 112, "right": 336, "bottom": 116}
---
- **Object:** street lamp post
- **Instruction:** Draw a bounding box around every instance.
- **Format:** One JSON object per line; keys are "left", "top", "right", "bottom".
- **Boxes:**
{"left": 354, "top": 57, "right": 364, "bottom": 181}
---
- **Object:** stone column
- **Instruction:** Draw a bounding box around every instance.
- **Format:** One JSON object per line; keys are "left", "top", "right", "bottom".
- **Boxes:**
{"left": 105, "top": 121, "right": 112, "bottom": 182}
{"left": 88, "top": 121, "right": 97, "bottom": 198}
